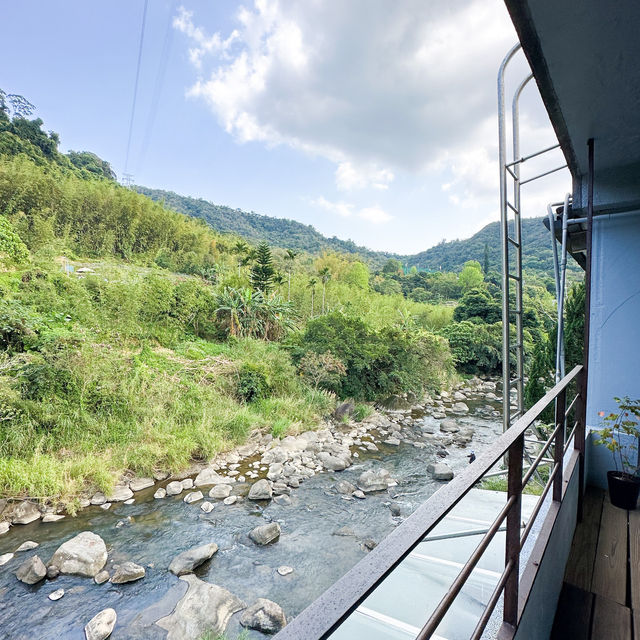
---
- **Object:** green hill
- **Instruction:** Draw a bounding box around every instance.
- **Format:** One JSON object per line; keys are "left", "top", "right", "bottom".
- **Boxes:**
{"left": 136, "top": 186, "right": 399, "bottom": 269}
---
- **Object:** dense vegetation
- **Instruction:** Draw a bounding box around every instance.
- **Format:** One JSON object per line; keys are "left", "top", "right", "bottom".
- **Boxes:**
{"left": 0, "top": 89, "right": 583, "bottom": 507}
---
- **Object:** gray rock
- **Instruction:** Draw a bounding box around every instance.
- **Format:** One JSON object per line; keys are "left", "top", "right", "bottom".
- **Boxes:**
{"left": 240, "top": 598, "right": 287, "bottom": 634}
{"left": 48, "top": 588, "right": 65, "bottom": 601}
{"left": 100, "top": 503, "right": 111, "bottom": 510}
{"left": 273, "top": 495, "right": 292, "bottom": 506}
{"left": 0, "top": 521, "right": 9, "bottom": 535}
{"left": 16, "top": 540, "right": 39, "bottom": 552}
{"left": 94, "top": 570, "right": 110, "bottom": 585}
{"left": 358, "top": 468, "right": 392, "bottom": 492}
{"left": 277, "top": 566, "right": 294, "bottom": 576}
{"left": 169, "top": 543, "right": 218, "bottom": 576}
{"left": 440, "top": 419, "right": 460, "bottom": 433}
{"left": 223, "top": 496, "right": 237, "bottom": 505}
{"left": 429, "top": 463, "right": 454, "bottom": 481}
{"left": 248, "top": 479, "right": 272, "bottom": 500}
{"left": 200, "top": 501, "right": 214, "bottom": 513}
{"left": 90, "top": 493, "right": 106, "bottom": 506}
{"left": 106, "top": 485, "right": 133, "bottom": 502}
{"left": 153, "top": 487, "right": 166, "bottom": 499}
{"left": 389, "top": 502, "right": 401, "bottom": 517}
{"left": 110, "top": 561, "right": 145, "bottom": 584}
{"left": 353, "top": 490, "right": 366, "bottom": 499}
{"left": 384, "top": 437, "right": 401, "bottom": 446}
{"left": 42, "top": 514, "right": 65, "bottom": 523}
{"left": 165, "top": 481, "right": 183, "bottom": 496}
{"left": 50, "top": 531, "right": 108, "bottom": 577}
{"left": 317, "top": 451, "right": 350, "bottom": 471}
{"left": 129, "top": 477, "right": 154, "bottom": 492}
{"left": 47, "top": 565, "right": 59, "bottom": 579}
{"left": 267, "top": 463, "right": 284, "bottom": 480}
{"left": 180, "top": 478, "right": 194, "bottom": 491}
{"left": 362, "top": 539, "right": 377, "bottom": 551}
{"left": 209, "top": 484, "right": 232, "bottom": 499}
{"left": 84, "top": 608, "right": 117, "bottom": 640}
{"left": 123, "top": 498, "right": 135, "bottom": 505}
{"left": 16, "top": 555, "right": 47, "bottom": 584}
{"left": 335, "top": 480, "right": 356, "bottom": 495}
{"left": 153, "top": 470, "right": 170, "bottom": 481}
{"left": 156, "top": 575, "right": 245, "bottom": 639}
{"left": 0, "top": 552, "right": 14, "bottom": 566}
{"left": 249, "top": 522, "right": 281, "bottom": 545}
{"left": 334, "top": 400, "right": 355, "bottom": 420}
{"left": 183, "top": 491, "right": 203, "bottom": 504}
{"left": 451, "top": 402, "right": 470, "bottom": 414}
{"left": 12, "top": 501, "right": 41, "bottom": 525}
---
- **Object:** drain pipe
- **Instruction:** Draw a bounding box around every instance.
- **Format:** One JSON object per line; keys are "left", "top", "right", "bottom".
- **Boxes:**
{"left": 555, "top": 193, "right": 570, "bottom": 382}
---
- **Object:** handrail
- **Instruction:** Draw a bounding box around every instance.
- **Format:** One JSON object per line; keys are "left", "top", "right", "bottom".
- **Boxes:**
{"left": 274, "top": 365, "right": 584, "bottom": 640}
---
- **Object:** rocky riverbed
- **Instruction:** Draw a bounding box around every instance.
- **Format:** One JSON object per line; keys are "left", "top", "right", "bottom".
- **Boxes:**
{"left": 0, "top": 376, "right": 506, "bottom": 639}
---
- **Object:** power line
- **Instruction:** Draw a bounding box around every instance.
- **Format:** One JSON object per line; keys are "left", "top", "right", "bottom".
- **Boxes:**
{"left": 124, "top": 0, "right": 149, "bottom": 177}
{"left": 136, "top": 0, "right": 177, "bottom": 172}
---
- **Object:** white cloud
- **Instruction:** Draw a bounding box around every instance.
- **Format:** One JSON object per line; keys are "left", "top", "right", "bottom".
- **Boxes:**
{"left": 311, "top": 196, "right": 354, "bottom": 217}
{"left": 358, "top": 206, "right": 392, "bottom": 224}
{"left": 335, "top": 162, "right": 394, "bottom": 192}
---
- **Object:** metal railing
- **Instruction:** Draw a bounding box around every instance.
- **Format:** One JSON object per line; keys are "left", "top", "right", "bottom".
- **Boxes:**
{"left": 274, "top": 365, "right": 584, "bottom": 640}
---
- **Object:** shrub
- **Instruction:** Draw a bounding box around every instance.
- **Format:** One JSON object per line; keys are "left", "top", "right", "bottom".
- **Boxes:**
{"left": 236, "top": 363, "right": 270, "bottom": 403}
{"left": 298, "top": 351, "right": 346, "bottom": 392}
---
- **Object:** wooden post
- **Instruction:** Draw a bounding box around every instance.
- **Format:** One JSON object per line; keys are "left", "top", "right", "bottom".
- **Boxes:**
{"left": 504, "top": 434, "right": 524, "bottom": 627}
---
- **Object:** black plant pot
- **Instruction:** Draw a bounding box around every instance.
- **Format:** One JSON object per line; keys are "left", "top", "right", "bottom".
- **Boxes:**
{"left": 607, "top": 470, "right": 640, "bottom": 510}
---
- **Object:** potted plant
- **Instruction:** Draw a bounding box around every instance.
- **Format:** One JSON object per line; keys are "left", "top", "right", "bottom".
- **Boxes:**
{"left": 595, "top": 396, "right": 640, "bottom": 510}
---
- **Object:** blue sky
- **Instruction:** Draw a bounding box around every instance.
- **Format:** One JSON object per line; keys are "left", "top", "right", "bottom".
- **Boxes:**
{"left": 0, "top": 0, "right": 571, "bottom": 254}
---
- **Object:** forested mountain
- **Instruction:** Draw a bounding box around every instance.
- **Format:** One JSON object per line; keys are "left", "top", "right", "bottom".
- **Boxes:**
{"left": 137, "top": 186, "right": 579, "bottom": 277}
{"left": 136, "top": 186, "right": 399, "bottom": 268}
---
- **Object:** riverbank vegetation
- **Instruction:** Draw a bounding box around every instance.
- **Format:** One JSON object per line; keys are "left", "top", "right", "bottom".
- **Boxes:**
{"left": 0, "top": 90, "right": 582, "bottom": 505}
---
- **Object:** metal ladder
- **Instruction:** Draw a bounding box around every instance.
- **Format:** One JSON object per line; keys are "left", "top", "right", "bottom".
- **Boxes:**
{"left": 497, "top": 44, "right": 568, "bottom": 434}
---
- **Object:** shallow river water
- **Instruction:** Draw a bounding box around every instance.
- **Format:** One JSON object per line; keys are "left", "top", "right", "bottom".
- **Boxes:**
{"left": 0, "top": 396, "right": 504, "bottom": 640}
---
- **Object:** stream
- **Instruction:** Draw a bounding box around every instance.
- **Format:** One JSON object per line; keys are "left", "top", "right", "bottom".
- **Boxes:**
{"left": 0, "top": 385, "right": 505, "bottom": 639}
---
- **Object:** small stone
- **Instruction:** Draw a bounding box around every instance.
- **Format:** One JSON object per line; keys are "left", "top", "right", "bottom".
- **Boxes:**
{"left": 273, "top": 495, "right": 292, "bottom": 506}
{"left": 428, "top": 462, "right": 454, "bottom": 481}
{"left": 100, "top": 503, "right": 111, "bottom": 510}
{"left": 42, "top": 514, "right": 65, "bottom": 523}
{"left": 180, "top": 479, "right": 194, "bottom": 490}
{"left": 440, "top": 419, "right": 460, "bottom": 433}
{"left": 153, "top": 470, "right": 170, "bottom": 481}
{"left": 165, "top": 481, "right": 183, "bottom": 496}
{"left": 106, "top": 485, "right": 133, "bottom": 502}
{"left": 362, "top": 539, "right": 377, "bottom": 551}
{"left": 240, "top": 598, "right": 287, "bottom": 634}
{"left": 84, "top": 608, "right": 117, "bottom": 640}
{"left": 169, "top": 543, "right": 218, "bottom": 576}
{"left": 129, "top": 477, "right": 154, "bottom": 492}
{"left": 16, "top": 555, "right": 47, "bottom": 584}
{"left": 123, "top": 499, "right": 135, "bottom": 505}
{"left": 16, "top": 540, "right": 39, "bottom": 552}
{"left": 94, "top": 570, "right": 110, "bottom": 585}
{"left": 223, "top": 496, "right": 237, "bottom": 505}
{"left": 209, "top": 484, "right": 232, "bottom": 499}
{"left": 277, "top": 565, "right": 294, "bottom": 576}
{"left": 0, "top": 521, "right": 9, "bottom": 535}
{"left": 47, "top": 565, "right": 60, "bottom": 579}
{"left": 0, "top": 552, "right": 14, "bottom": 566}
{"left": 49, "top": 588, "right": 65, "bottom": 601}
{"left": 11, "top": 501, "right": 41, "bottom": 525}
{"left": 384, "top": 437, "right": 401, "bottom": 446}
{"left": 200, "top": 501, "right": 214, "bottom": 513}
{"left": 353, "top": 490, "right": 366, "bottom": 499}
{"left": 248, "top": 479, "right": 273, "bottom": 501}
{"left": 154, "top": 488, "right": 167, "bottom": 499}
{"left": 183, "top": 491, "right": 203, "bottom": 504}
{"left": 249, "top": 522, "right": 281, "bottom": 545}
{"left": 389, "top": 502, "right": 401, "bottom": 517}
{"left": 335, "top": 480, "right": 356, "bottom": 495}
{"left": 110, "top": 561, "right": 145, "bottom": 584}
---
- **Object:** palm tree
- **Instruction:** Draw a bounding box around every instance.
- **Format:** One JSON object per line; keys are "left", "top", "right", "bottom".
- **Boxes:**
{"left": 319, "top": 266, "right": 331, "bottom": 314}
{"left": 284, "top": 249, "right": 299, "bottom": 301}
{"left": 233, "top": 240, "right": 250, "bottom": 277}
{"left": 307, "top": 277, "right": 317, "bottom": 318}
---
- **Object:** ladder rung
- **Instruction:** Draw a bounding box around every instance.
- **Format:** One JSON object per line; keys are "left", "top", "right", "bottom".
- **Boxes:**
{"left": 509, "top": 378, "right": 521, "bottom": 387}
{"left": 508, "top": 273, "right": 521, "bottom": 281}
{"left": 507, "top": 201, "right": 519, "bottom": 214}
{"left": 507, "top": 236, "right": 520, "bottom": 248}
{"left": 510, "top": 411, "right": 523, "bottom": 421}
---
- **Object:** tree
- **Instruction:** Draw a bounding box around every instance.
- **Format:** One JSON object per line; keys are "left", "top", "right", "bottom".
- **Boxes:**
{"left": 307, "top": 277, "right": 317, "bottom": 318}
{"left": 453, "top": 288, "right": 501, "bottom": 324}
{"left": 284, "top": 248, "right": 299, "bottom": 300}
{"left": 249, "top": 242, "right": 275, "bottom": 294}
{"left": 382, "top": 258, "right": 403, "bottom": 276}
{"left": 343, "top": 261, "right": 369, "bottom": 289}
{"left": 67, "top": 151, "right": 116, "bottom": 180}
{"left": 319, "top": 266, "right": 331, "bottom": 314}
{"left": 233, "top": 240, "right": 250, "bottom": 277}
{"left": 459, "top": 260, "right": 484, "bottom": 292}
{"left": 483, "top": 242, "right": 490, "bottom": 275}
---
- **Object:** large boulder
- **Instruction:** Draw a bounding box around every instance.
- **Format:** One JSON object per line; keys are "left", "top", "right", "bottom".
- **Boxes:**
{"left": 169, "top": 543, "right": 218, "bottom": 576}
{"left": 49, "top": 531, "right": 108, "bottom": 578}
{"left": 11, "top": 501, "right": 41, "bottom": 525}
{"left": 165, "top": 481, "right": 183, "bottom": 496}
{"left": 248, "top": 522, "right": 281, "bottom": 546}
{"left": 194, "top": 468, "right": 232, "bottom": 487}
{"left": 334, "top": 400, "right": 355, "bottom": 421}
{"left": 156, "top": 575, "right": 245, "bottom": 640}
{"left": 428, "top": 463, "right": 454, "bottom": 481}
{"left": 84, "top": 608, "right": 117, "bottom": 640}
{"left": 129, "top": 477, "right": 154, "bottom": 492}
{"left": 209, "top": 485, "right": 232, "bottom": 499}
{"left": 16, "top": 555, "right": 46, "bottom": 584}
{"left": 248, "top": 479, "right": 273, "bottom": 501}
{"left": 240, "top": 598, "right": 287, "bottom": 634}
{"left": 451, "top": 402, "right": 470, "bottom": 414}
{"left": 317, "top": 451, "right": 350, "bottom": 471}
{"left": 110, "top": 561, "right": 145, "bottom": 584}
{"left": 440, "top": 419, "right": 460, "bottom": 433}
{"left": 106, "top": 485, "right": 133, "bottom": 503}
{"left": 357, "top": 468, "right": 392, "bottom": 493}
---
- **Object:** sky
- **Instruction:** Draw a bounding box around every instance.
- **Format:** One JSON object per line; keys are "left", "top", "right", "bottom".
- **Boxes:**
{"left": 0, "top": 0, "right": 571, "bottom": 255}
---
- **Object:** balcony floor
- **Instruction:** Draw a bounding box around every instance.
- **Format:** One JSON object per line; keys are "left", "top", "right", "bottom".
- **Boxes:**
{"left": 550, "top": 486, "right": 638, "bottom": 640}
